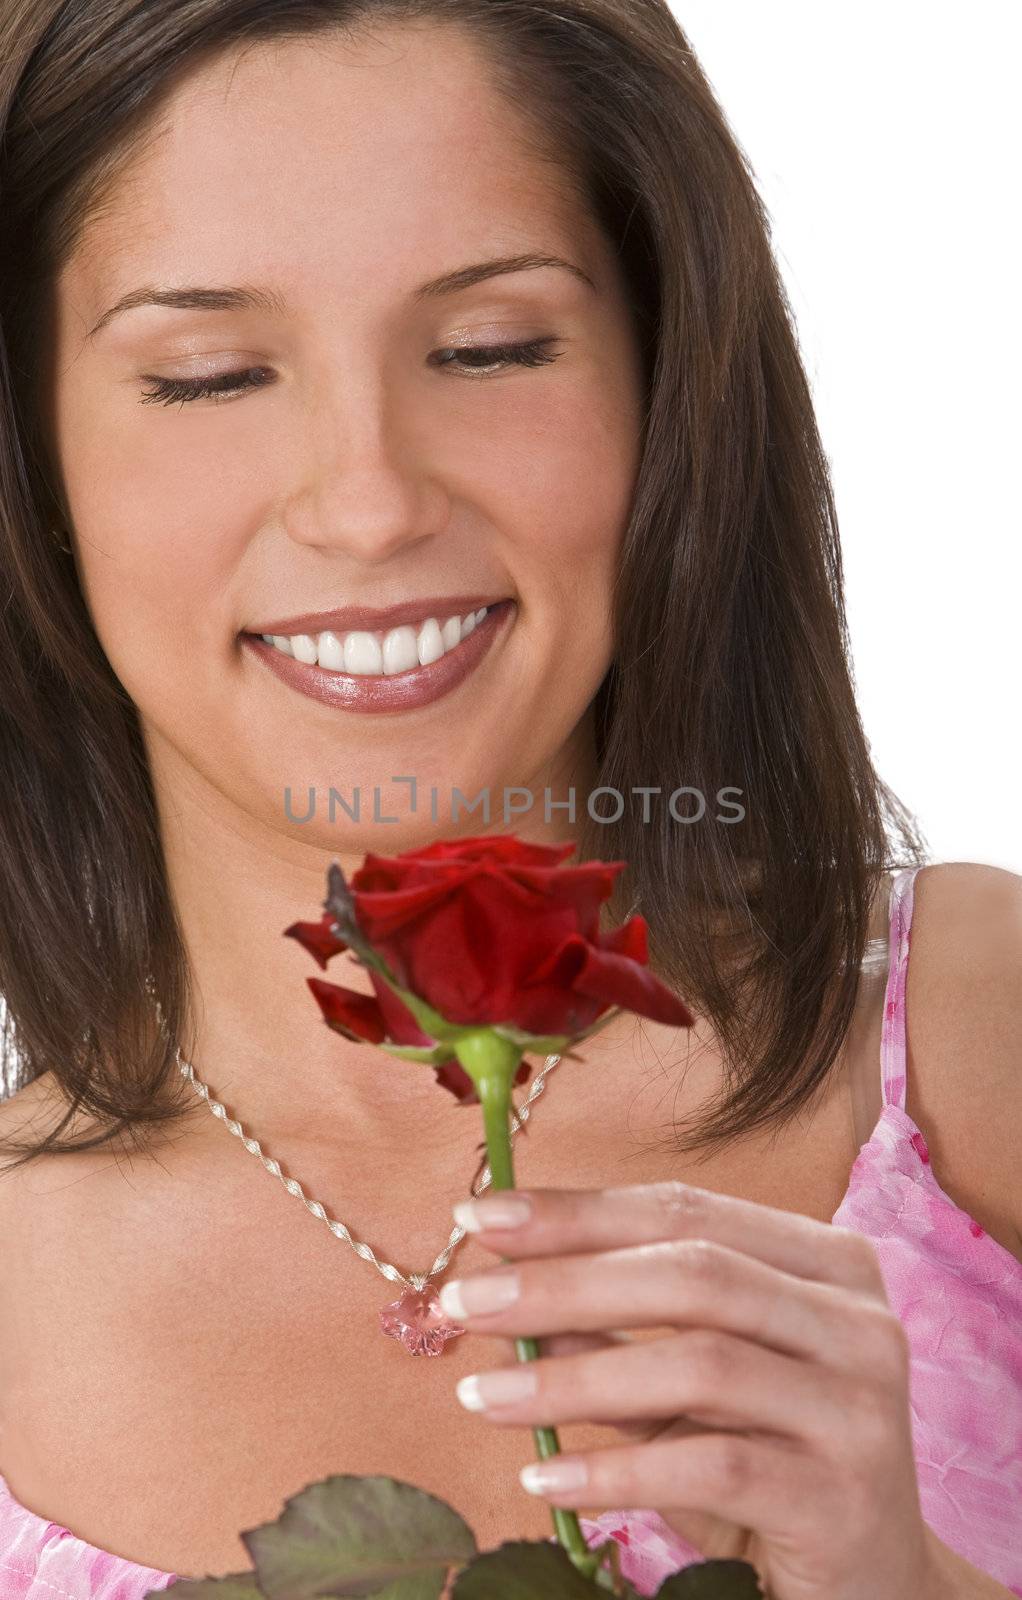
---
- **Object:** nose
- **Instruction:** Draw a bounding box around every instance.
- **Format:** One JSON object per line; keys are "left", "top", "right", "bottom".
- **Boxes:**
{"left": 282, "top": 384, "right": 449, "bottom": 563}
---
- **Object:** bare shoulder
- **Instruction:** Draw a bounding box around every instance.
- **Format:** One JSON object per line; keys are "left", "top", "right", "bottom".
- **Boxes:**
{"left": 0, "top": 1072, "right": 120, "bottom": 1253}
{"left": 906, "top": 861, "right": 1022, "bottom": 1253}
{"left": 0, "top": 1071, "right": 64, "bottom": 1185}
{"left": 0, "top": 1076, "right": 59, "bottom": 1336}
{"left": 0, "top": 1073, "right": 73, "bottom": 1248}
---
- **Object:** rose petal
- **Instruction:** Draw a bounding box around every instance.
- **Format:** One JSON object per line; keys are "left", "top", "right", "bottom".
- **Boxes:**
{"left": 573, "top": 934, "right": 694, "bottom": 1027}
{"left": 306, "top": 976, "right": 388, "bottom": 1042}
{"left": 352, "top": 877, "right": 460, "bottom": 937}
{"left": 433, "top": 1059, "right": 479, "bottom": 1102}
{"left": 283, "top": 914, "right": 348, "bottom": 969}
{"left": 599, "top": 913, "right": 649, "bottom": 964}
{"left": 387, "top": 835, "right": 578, "bottom": 869}
{"left": 527, "top": 930, "right": 693, "bottom": 1028}
{"left": 370, "top": 970, "right": 442, "bottom": 1047}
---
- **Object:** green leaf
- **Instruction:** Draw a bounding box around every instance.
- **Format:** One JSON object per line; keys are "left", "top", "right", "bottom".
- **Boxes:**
{"left": 242, "top": 1475, "right": 477, "bottom": 1600}
{"left": 450, "top": 1540, "right": 608, "bottom": 1598}
{"left": 156, "top": 1577, "right": 264, "bottom": 1600}
{"left": 653, "top": 1559, "right": 763, "bottom": 1598}
{"left": 354, "top": 1576, "right": 448, "bottom": 1600}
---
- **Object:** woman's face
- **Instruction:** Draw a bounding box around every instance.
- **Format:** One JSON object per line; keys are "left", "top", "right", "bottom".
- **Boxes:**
{"left": 48, "top": 24, "right": 646, "bottom": 852}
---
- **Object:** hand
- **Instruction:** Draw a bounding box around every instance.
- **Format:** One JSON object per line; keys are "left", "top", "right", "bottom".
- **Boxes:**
{"left": 435, "top": 1181, "right": 954, "bottom": 1600}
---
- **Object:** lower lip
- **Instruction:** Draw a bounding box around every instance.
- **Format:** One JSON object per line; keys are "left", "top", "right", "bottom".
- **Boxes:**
{"left": 239, "top": 600, "right": 515, "bottom": 714}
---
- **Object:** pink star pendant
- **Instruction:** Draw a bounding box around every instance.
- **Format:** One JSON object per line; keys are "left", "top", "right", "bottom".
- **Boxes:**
{"left": 379, "top": 1282, "right": 466, "bottom": 1355}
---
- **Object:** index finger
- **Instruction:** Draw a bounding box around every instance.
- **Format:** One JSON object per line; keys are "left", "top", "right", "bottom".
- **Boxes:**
{"left": 453, "top": 1182, "right": 883, "bottom": 1292}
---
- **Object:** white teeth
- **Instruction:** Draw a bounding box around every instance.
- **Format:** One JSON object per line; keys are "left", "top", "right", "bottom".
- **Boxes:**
{"left": 316, "top": 630, "right": 346, "bottom": 671}
{"left": 290, "top": 633, "right": 318, "bottom": 665}
{"left": 382, "top": 625, "right": 419, "bottom": 675}
{"left": 343, "top": 631, "right": 384, "bottom": 675}
{"left": 417, "top": 617, "right": 444, "bottom": 666}
{"left": 261, "top": 603, "right": 499, "bottom": 676}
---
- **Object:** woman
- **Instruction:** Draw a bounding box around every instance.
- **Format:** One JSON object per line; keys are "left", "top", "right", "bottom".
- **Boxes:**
{"left": 0, "top": 1, "right": 1019, "bottom": 1595}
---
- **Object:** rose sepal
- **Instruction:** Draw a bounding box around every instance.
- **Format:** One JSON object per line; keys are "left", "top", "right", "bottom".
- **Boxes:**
{"left": 328, "top": 933, "right": 472, "bottom": 1045}
{"left": 490, "top": 1004, "right": 626, "bottom": 1056}
{"left": 375, "top": 1041, "right": 459, "bottom": 1065}
{"left": 373, "top": 976, "right": 470, "bottom": 1043}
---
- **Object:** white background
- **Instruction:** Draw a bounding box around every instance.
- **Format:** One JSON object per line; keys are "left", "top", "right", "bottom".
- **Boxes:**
{"left": 673, "top": 4, "right": 1021, "bottom": 873}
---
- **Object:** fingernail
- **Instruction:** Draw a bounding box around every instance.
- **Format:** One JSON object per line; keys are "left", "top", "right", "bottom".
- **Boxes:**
{"left": 453, "top": 1195, "right": 533, "bottom": 1232}
{"left": 520, "top": 1458, "right": 589, "bottom": 1495}
{"left": 439, "top": 1270, "right": 520, "bottom": 1319}
{"left": 456, "top": 1366, "right": 538, "bottom": 1411}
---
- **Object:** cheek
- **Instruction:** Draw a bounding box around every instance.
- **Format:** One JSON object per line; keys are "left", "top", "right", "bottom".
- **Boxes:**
{"left": 488, "top": 379, "right": 638, "bottom": 640}
{"left": 55, "top": 494, "right": 243, "bottom": 760}
{"left": 70, "top": 493, "right": 237, "bottom": 699}
{"left": 54, "top": 381, "right": 255, "bottom": 663}
{"left": 463, "top": 355, "right": 639, "bottom": 528}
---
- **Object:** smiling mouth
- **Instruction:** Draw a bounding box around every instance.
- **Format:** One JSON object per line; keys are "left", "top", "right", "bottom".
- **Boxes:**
{"left": 242, "top": 601, "right": 507, "bottom": 678}
{"left": 239, "top": 598, "right": 515, "bottom": 715}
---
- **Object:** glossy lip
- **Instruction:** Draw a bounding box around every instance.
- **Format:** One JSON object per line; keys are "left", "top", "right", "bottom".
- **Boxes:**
{"left": 240, "top": 598, "right": 515, "bottom": 714}
{"left": 244, "top": 592, "right": 507, "bottom": 637}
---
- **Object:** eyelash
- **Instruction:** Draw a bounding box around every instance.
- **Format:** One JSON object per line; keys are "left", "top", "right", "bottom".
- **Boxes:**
{"left": 138, "top": 338, "right": 563, "bottom": 407}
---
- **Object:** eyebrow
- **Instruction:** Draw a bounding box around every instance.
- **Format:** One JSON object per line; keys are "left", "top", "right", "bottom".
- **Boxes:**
{"left": 86, "top": 252, "right": 597, "bottom": 339}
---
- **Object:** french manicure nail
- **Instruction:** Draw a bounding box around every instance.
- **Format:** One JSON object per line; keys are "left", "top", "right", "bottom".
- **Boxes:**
{"left": 439, "top": 1270, "right": 520, "bottom": 1319}
{"left": 519, "top": 1458, "right": 589, "bottom": 1495}
{"left": 456, "top": 1366, "right": 538, "bottom": 1410}
{"left": 453, "top": 1195, "right": 533, "bottom": 1232}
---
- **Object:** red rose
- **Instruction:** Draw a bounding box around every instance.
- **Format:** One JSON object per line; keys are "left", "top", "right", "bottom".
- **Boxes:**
{"left": 285, "top": 834, "right": 693, "bottom": 1102}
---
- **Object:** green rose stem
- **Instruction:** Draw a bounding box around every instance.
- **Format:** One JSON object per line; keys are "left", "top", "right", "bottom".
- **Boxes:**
{"left": 452, "top": 1029, "right": 620, "bottom": 1594}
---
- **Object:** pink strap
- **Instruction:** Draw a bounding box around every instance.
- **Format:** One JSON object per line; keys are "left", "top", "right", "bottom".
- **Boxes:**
{"left": 880, "top": 866, "right": 922, "bottom": 1110}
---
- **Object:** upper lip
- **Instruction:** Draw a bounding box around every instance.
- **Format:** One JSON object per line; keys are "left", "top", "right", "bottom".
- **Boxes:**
{"left": 243, "top": 594, "right": 508, "bottom": 638}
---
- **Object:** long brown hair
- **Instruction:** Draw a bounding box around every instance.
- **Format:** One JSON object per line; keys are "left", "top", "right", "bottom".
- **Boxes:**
{"left": 0, "top": 0, "right": 928, "bottom": 1173}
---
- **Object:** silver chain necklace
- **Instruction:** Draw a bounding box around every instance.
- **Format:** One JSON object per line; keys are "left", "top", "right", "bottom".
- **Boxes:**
{"left": 147, "top": 986, "right": 561, "bottom": 1356}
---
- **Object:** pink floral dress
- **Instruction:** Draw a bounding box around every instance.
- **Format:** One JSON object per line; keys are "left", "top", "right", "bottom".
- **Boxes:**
{"left": 2, "top": 868, "right": 1021, "bottom": 1597}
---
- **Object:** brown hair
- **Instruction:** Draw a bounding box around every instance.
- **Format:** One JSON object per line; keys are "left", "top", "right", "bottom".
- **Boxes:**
{"left": 0, "top": 0, "right": 928, "bottom": 1173}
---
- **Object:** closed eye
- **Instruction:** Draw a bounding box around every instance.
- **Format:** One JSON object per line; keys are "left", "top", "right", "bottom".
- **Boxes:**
{"left": 138, "top": 338, "right": 564, "bottom": 407}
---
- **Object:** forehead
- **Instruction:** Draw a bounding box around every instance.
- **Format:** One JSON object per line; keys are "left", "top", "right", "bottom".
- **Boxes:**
{"left": 65, "top": 23, "right": 594, "bottom": 308}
